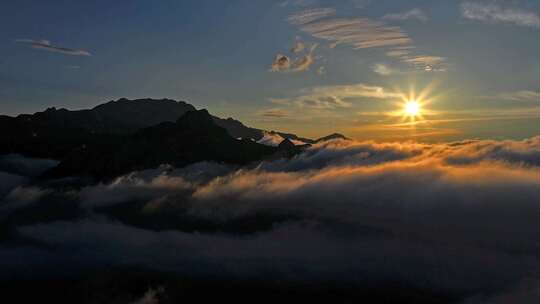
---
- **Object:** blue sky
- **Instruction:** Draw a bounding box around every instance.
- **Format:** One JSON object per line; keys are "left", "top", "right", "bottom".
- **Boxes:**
{"left": 1, "top": 0, "right": 540, "bottom": 141}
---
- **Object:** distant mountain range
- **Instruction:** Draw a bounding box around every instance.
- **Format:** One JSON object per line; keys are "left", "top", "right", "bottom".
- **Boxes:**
{"left": 0, "top": 98, "right": 348, "bottom": 180}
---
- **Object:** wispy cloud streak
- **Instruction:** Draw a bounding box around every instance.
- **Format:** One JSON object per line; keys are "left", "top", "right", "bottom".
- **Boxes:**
{"left": 16, "top": 39, "right": 92, "bottom": 56}
{"left": 289, "top": 12, "right": 411, "bottom": 49}
{"left": 461, "top": 2, "right": 540, "bottom": 28}
{"left": 287, "top": 8, "right": 447, "bottom": 71}
{"left": 382, "top": 8, "right": 428, "bottom": 22}
{"left": 271, "top": 83, "right": 402, "bottom": 110}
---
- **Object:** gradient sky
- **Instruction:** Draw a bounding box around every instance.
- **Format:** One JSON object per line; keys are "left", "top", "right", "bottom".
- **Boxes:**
{"left": 1, "top": 0, "right": 540, "bottom": 141}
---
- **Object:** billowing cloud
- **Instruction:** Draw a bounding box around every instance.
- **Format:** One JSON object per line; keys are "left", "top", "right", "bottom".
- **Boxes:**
{"left": 0, "top": 171, "right": 26, "bottom": 199}
{"left": 79, "top": 163, "right": 232, "bottom": 209}
{"left": 382, "top": 8, "right": 428, "bottom": 22}
{"left": 0, "top": 186, "right": 50, "bottom": 214}
{"left": 256, "top": 132, "right": 307, "bottom": 147}
{"left": 15, "top": 39, "right": 92, "bottom": 56}
{"left": 130, "top": 287, "right": 164, "bottom": 304}
{"left": 2, "top": 137, "right": 540, "bottom": 300}
{"left": 461, "top": 2, "right": 540, "bottom": 28}
{"left": 0, "top": 154, "right": 59, "bottom": 177}
{"left": 9, "top": 136, "right": 540, "bottom": 301}
{"left": 0, "top": 155, "right": 58, "bottom": 201}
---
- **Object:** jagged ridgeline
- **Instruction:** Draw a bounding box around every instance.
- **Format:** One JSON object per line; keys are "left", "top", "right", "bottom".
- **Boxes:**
{"left": 0, "top": 98, "right": 347, "bottom": 180}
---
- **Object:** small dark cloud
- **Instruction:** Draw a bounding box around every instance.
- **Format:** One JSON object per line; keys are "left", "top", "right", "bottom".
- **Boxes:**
{"left": 270, "top": 54, "right": 291, "bottom": 72}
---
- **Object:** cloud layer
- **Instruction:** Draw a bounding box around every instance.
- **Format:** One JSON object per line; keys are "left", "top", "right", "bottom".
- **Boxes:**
{"left": 3, "top": 136, "right": 540, "bottom": 301}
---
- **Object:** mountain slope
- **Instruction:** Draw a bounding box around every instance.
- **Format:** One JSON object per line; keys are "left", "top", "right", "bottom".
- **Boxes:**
{"left": 0, "top": 98, "right": 315, "bottom": 159}
{"left": 315, "top": 133, "right": 350, "bottom": 143}
{"left": 46, "top": 110, "right": 277, "bottom": 179}
{"left": 0, "top": 98, "right": 196, "bottom": 159}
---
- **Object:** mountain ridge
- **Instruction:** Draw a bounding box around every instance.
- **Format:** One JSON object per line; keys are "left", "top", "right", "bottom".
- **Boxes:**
{"left": 45, "top": 109, "right": 280, "bottom": 180}
{"left": 0, "top": 98, "right": 347, "bottom": 160}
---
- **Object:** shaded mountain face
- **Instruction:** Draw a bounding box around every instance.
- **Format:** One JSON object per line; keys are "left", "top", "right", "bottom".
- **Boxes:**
{"left": 46, "top": 110, "right": 277, "bottom": 180}
{"left": 0, "top": 98, "right": 346, "bottom": 180}
{"left": 91, "top": 98, "right": 196, "bottom": 132}
{"left": 212, "top": 117, "right": 264, "bottom": 140}
{"left": 0, "top": 98, "right": 318, "bottom": 159}
{"left": 0, "top": 98, "right": 196, "bottom": 159}
{"left": 315, "top": 133, "right": 350, "bottom": 143}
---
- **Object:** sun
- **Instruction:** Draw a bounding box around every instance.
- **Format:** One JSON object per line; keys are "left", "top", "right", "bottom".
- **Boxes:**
{"left": 389, "top": 82, "right": 441, "bottom": 124}
{"left": 404, "top": 100, "right": 421, "bottom": 117}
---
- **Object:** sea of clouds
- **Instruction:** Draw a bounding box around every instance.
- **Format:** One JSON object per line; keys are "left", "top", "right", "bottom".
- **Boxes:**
{"left": 1, "top": 137, "right": 540, "bottom": 302}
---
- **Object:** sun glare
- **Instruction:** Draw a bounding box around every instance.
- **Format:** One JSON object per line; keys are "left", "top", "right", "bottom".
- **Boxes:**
{"left": 404, "top": 100, "right": 421, "bottom": 117}
{"left": 391, "top": 82, "right": 441, "bottom": 123}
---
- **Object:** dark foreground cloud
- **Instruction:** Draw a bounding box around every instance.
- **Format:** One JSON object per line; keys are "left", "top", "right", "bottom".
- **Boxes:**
{"left": 2, "top": 137, "right": 540, "bottom": 301}
{"left": 0, "top": 171, "right": 26, "bottom": 198}
{"left": 0, "top": 154, "right": 59, "bottom": 177}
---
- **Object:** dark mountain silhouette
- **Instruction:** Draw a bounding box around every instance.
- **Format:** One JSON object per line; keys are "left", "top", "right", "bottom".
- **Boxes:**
{"left": 315, "top": 133, "right": 350, "bottom": 143}
{"left": 46, "top": 109, "right": 278, "bottom": 179}
{"left": 1, "top": 98, "right": 347, "bottom": 180}
{"left": 278, "top": 138, "right": 297, "bottom": 150}
{"left": 0, "top": 98, "right": 196, "bottom": 159}
{"left": 0, "top": 98, "right": 320, "bottom": 159}
{"left": 212, "top": 117, "right": 263, "bottom": 140}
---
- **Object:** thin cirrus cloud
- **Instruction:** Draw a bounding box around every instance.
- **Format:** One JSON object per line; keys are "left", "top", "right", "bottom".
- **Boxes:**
{"left": 287, "top": 8, "right": 447, "bottom": 71}
{"left": 257, "top": 108, "right": 291, "bottom": 119}
{"left": 289, "top": 10, "right": 412, "bottom": 49}
{"left": 270, "top": 83, "right": 402, "bottom": 110}
{"left": 15, "top": 39, "right": 92, "bottom": 56}
{"left": 486, "top": 90, "right": 540, "bottom": 102}
{"left": 382, "top": 8, "right": 429, "bottom": 22}
{"left": 461, "top": 2, "right": 540, "bottom": 28}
